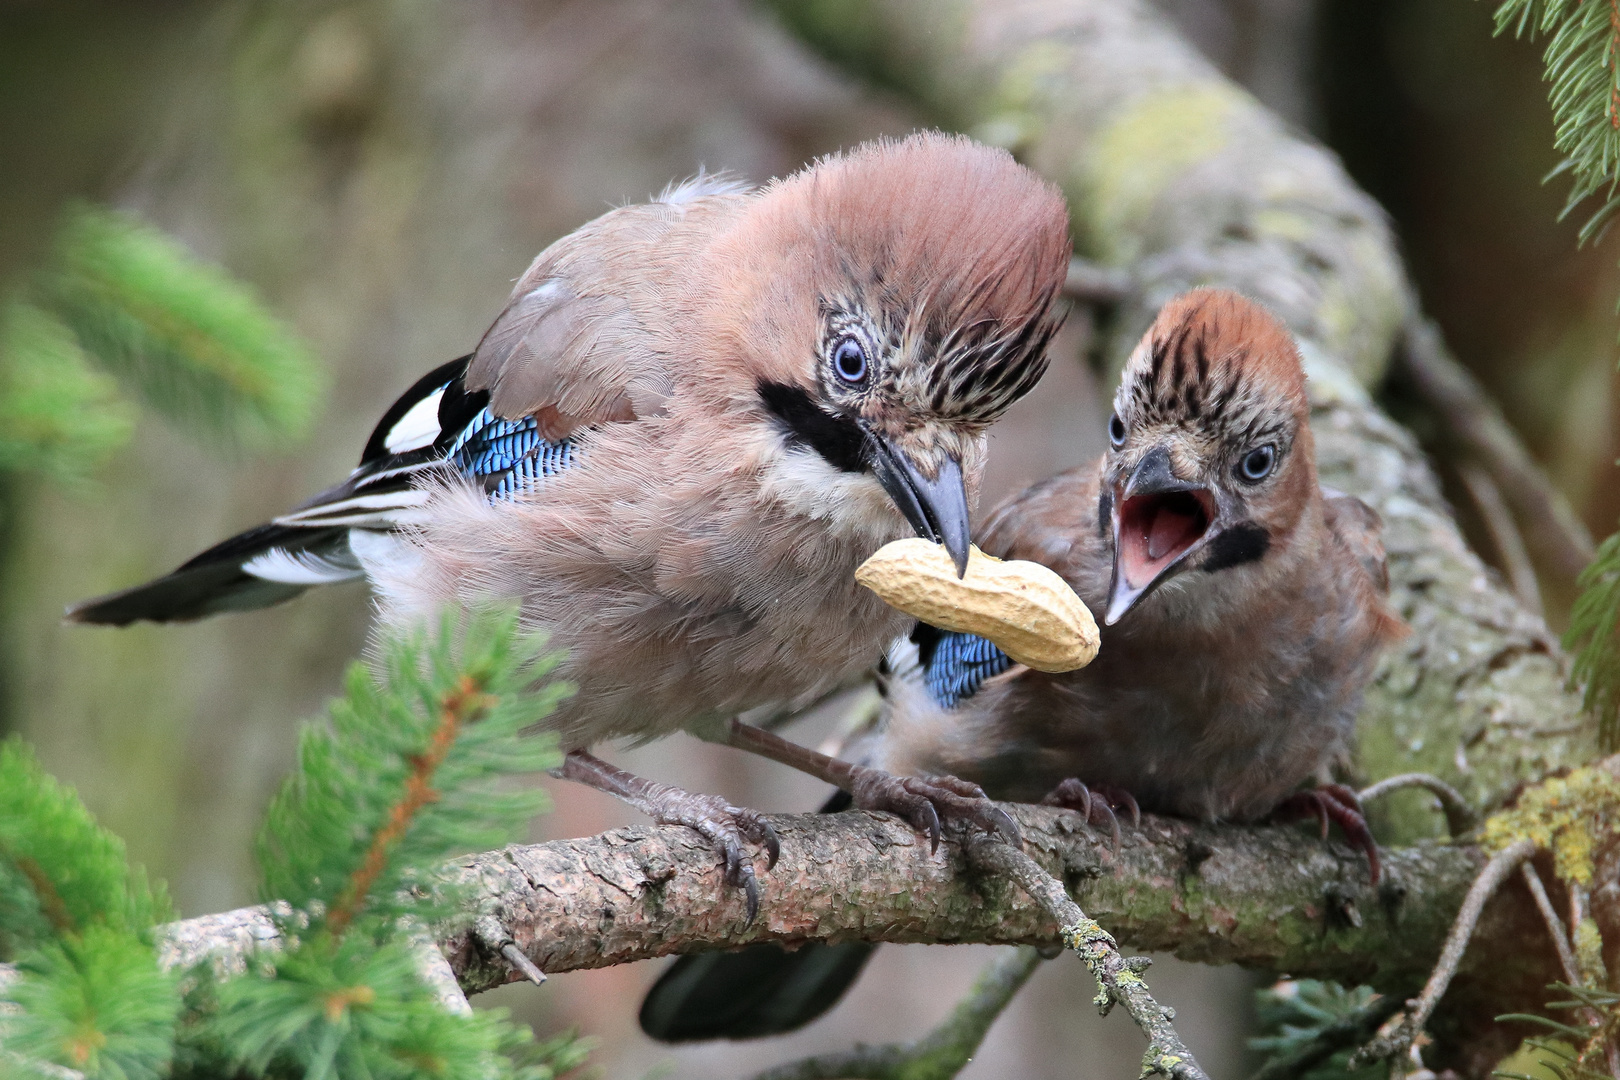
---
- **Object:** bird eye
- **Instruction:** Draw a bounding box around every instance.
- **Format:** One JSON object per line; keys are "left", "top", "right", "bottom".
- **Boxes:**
{"left": 1239, "top": 445, "right": 1276, "bottom": 482}
{"left": 831, "top": 337, "right": 868, "bottom": 385}
{"left": 1108, "top": 412, "right": 1126, "bottom": 448}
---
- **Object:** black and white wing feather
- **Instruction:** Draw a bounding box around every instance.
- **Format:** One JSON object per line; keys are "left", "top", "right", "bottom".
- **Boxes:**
{"left": 67, "top": 356, "right": 578, "bottom": 625}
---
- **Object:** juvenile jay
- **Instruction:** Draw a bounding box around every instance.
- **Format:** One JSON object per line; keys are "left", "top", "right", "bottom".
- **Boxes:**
{"left": 639, "top": 288, "right": 1407, "bottom": 1041}
{"left": 68, "top": 132, "right": 1067, "bottom": 914}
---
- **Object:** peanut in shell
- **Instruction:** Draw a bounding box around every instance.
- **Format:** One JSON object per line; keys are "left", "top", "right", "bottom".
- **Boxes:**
{"left": 855, "top": 537, "right": 1100, "bottom": 673}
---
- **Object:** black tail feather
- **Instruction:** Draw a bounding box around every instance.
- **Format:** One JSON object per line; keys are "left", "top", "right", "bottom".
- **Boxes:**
{"left": 66, "top": 524, "right": 352, "bottom": 626}
{"left": 639, "top": 940, "right": 876, "bottom": 1043}
{"left": 66, "top": 354, "right": 496, "bottom": 627}
{"left": 639, "top": 788, "right": 872, "bottom": 1043}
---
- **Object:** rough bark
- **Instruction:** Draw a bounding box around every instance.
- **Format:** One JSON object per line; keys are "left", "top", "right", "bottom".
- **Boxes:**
{"left": 154, "top": 805, "right": 1555, "bottom": 1047}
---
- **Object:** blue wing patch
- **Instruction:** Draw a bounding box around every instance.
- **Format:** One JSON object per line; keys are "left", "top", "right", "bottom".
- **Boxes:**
{"left": 448, "top": 407, "right": 577, "bottom": 502}
{"left": 924, "top": 631, "right": 1012, "bottom": 709}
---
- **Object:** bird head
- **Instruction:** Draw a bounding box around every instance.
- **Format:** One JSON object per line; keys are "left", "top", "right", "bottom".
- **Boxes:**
{"left": 711, "top": 132, "right": 1071, "bottom": 576}
{"left": 1100, "top": 289, "right": 1317, "bottom": 625}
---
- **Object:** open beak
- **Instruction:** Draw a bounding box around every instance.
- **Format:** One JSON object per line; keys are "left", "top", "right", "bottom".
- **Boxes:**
{"left": 1105, "top": 446, "right": 1218, "bottom": 624}
{"left": 867, "top": 434, "right": 972, "bottom": 577}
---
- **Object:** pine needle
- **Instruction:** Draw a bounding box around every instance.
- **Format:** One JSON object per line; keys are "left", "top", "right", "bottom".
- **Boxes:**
{"left": 0, "top": 300, "right": 136, "bottom": 484}
{"left": 1567, "top": 527, "right": 1620, "bottom": 750}
{"left": 34, "top": 203, "right": 324, "bottom": 447}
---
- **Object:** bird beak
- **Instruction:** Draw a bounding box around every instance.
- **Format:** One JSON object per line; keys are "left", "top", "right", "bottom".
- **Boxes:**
{"left": 867, "top": 435, "right": 972, "bottom": 578}
{"left": 1104, "top": 446, "right": 1218, "bottom": 624}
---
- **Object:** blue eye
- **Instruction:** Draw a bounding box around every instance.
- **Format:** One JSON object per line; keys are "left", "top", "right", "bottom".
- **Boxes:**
{"left": 832, "top": 337, "right": 867, "bottom": 384}
{"left": 1108, "top": 412, "right": 1126, "bottom": 448}
{"left": 1239, "top": 445, "right": 1275, "bottom": 482}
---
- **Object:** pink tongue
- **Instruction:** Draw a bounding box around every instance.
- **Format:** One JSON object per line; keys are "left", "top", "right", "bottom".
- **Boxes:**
{"left": 1146, "top": 505, "right": 1197, "bottom": 561}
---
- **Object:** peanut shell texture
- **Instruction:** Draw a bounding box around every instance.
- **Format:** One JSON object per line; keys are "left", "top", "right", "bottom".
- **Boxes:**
{"left": 855, "top": 537, "right": 1100, "bottom": 672}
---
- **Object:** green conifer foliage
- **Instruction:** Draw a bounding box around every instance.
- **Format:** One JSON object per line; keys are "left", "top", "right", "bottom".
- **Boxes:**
{"left": 1568, "top": 528, "right": 1620, "bottom": 749}
{"left": 34, "top": 204, "right": 323, "bottom": 447}
{"left": 1489, "top": 1, "right": 1620, "bottom": 752}
{"left": 0, "top": 739, "right": 180, "bottom": 1080}
{"left": 205, "top": 605, "right": 580, "bottom": 1079}
{"left": 255, "top": 605, "right": 569, "bottom": 933}
{"left": 2, "top": 610, "right": 589, "bottom": 1080}
{"left": 0, "top": 739, "right": 172, "bottom": 955}
{"left": 1494, "top": 0, "right": 1620, "bottom": 244}
{"left": 0, "top": 301, "right": 135, "bottom": 484}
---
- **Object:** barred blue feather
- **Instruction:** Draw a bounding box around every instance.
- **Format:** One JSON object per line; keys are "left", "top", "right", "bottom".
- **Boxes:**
{"left": 448, "top": 407, "right": 578, "bottom": 501}
{"left": 924, "top": 631, "right": 1012, "bottom": 708}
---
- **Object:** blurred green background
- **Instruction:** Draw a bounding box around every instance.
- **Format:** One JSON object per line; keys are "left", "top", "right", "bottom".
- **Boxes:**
{"left": 2, "top": 1, "right": 1613, "bottom": 1076}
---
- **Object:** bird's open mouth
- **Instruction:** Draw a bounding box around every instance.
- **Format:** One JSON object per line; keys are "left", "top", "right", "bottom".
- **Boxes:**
{"left": 1116, "top": 489, "right": 1214, "bottom": 590}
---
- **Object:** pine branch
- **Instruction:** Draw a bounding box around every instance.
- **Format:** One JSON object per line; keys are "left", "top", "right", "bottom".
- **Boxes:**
{"left": 0, "top": 739, "right": 179, "bottom": 1080}
{"left": 30, "top": 203, "right": 323, "bottom": 447}
{"left": 746, "top": 947, "right": 1044, "bottom": 1080}
{"left": 256, "top": 607, "right": 567, "bottom": 932}
{"left": 326, "top": 675, "right": 493, "bottom": 936}
{"left": 195, "top": 607, "right": 580, "bottom": 1080}
{"left": 1493, "top": 0, "right": 1620, "bottom": 244}
{"left": 1570, "top": 528, "right": 1620, "bottom": 750}
{"left": 0, "top": 737, "right": 170, "bottom": 949}
{"left": 0, "top": 300, "right": 135, "bottom": 484}
{"left": 151, "top": 804, "right": 1558, "bottom": 1038}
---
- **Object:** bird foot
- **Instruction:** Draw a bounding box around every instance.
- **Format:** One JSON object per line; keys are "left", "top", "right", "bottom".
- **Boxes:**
{"left": 558, "top": 750, "right": 779, "bottom": 923}
{"left": 1272, "top": 783, "right": 1381, "bottom": 886}
{"left": 1040, "top": 778, "right": 1141, "bottom": 850}
{"left": 848, "top": 766, "right": 1022, "bottom": 852}
{"left": 646, "top": 789, "right": 781, "bottom": 922}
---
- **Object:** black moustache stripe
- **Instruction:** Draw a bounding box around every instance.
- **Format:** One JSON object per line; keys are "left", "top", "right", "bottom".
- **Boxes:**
{"left": 757, "top": 380, "right": 867, "bottom": 473}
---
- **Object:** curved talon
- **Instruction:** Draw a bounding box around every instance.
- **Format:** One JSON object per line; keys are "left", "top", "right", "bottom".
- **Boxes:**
{"left": 920, "top": 799, "right": 943, "bottom": 852}
{"left": 849, "top": 767, "right": 1019, "bottom": 851}
{"left": 740, "top": 870, "right": 760, "bottom": 925}
{"left": 1042, "top": 778, "right": 1136, "bottom": 851}
{"left": 1273, "top": 784, "right": 1382, "bottom": 886}
{"left": 1096, "top": 785, "right": 1140, "bottom": 828}
{"left": 761, "top": 823, "right": 782, "bottom": 871}
{"left": 1310, "top": 797, "right": 1330, "bottom": 839}
{"left": 733, "top": 807, "right": 781, "bottom": 872}
{"left": 984, "top": 803, "right": 1023, "bottom": 846}
{"left": 1042, "top": 777, "right": 1093, "bottom": 821}
{"left": 1091, "top": 798, "right": 1122, "bottom": 851}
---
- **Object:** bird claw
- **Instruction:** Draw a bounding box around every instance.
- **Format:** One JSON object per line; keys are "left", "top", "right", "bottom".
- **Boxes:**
{"left": 849, "top": 767, "right": 1022, "bottom": 852}
{"left": 644, "top": 791, "right": 779, "bottom": 925}
{"left": 1273, "top": 783, "right": 1381, "bottom": 886}
{"left": 1041, "top": 778, "right": 1140, "bottom": 851}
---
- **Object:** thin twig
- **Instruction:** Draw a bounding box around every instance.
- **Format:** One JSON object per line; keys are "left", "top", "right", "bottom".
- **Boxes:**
{"left": 963, "top": 835, "right": 1210, "bottom": 1080}
{"left": 1457, "top": 462, "right": 1544, "bottom": 616}
{"left": 1517, "top": 863, "right": 1615, "bottom": 1070}
{"left": 1399, "top": 319, "right": 1594, "bottom": 581}
{"left": 1358, "top": 774, "right": 1478, "bottom": 837}
{"left": 1521, "top": 862, "right": 1584, "bottom": 991}
{"left": 403, "top": 919, "right": 474, "bottom": 1017}
{"left": 745, "top": 946, "right": 1044, "bottom": 1080}
{"left": 1352, "top": 838, "right": 1537, "bottom": 1065}
{"left": 1248, "top": 992, "right": 1405, "bottom": 1080}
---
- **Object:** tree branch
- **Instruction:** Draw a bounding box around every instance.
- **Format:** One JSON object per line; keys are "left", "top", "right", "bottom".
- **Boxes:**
{"left": 133, "top": 3, "right": 1610, "bottom": 1073}
{"left": 154, "top": 805, "right": 1557, "bottom": 1027}
{"left": 1352, "top": 839, "right": 1538, "bottom": 1066}
{"left": 1400, "top": 318, "right": 1595, "bottom": 581}
{"left": 744, "top": 946, "right": 1045, "bottom": 1080}
{"left": 963, "top": 834, "right": 1208, "bottom": 1079}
